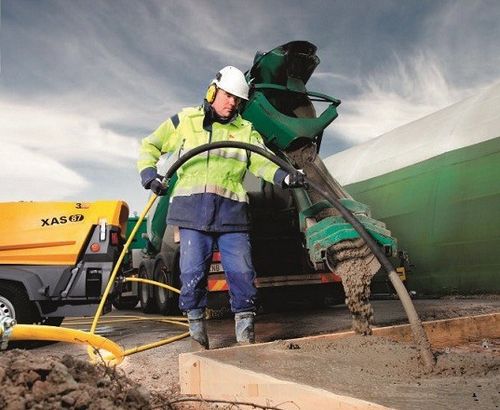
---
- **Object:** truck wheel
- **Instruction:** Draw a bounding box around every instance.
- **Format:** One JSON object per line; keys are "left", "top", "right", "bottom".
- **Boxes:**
{"left": 112, "top": 296, "right": 139, "bottom": 310}
{"left": 153, "top": 259, "right": 180, "bottom": 315}
{"left": 138, "top": 263, "right": 156, "bottom": 313}
{"left": 0, "top": 282, "right": 39, "bottom": 324}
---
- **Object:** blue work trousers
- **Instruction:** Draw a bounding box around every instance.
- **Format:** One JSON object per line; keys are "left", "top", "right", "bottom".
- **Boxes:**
{"left": 178, "top": 228, "right": 257, "bottom": 313}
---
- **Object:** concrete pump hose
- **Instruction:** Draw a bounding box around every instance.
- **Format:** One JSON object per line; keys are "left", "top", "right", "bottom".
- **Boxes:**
{"left": 306, "top": 179, "right": 436, "bottom": 370}
{"left": 165, "top": 141, "right": 435, "bottom": 369}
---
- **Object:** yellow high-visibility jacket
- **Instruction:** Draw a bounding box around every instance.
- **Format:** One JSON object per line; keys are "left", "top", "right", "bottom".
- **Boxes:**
{"left": 138, "top": 104, "right": 286, "bottom": 231}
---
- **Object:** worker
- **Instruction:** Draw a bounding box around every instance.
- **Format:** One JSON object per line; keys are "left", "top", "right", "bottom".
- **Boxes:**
{"left": 137, "top": 65, "right": 304, "bottom": 349}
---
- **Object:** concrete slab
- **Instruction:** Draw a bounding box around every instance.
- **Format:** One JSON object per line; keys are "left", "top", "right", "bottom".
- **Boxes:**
{"left": 179, "top": 313, "right": 500, "bottom": 409}
{"left": 180, "top": 353, "right": 388, "bottom": 409}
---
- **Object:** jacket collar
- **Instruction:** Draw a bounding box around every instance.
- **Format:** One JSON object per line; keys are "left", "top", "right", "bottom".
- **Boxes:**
{"left": 201, "top": 101, "right": 244, "bottom": 130}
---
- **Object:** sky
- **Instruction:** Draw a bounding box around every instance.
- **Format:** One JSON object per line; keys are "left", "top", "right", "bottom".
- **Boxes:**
{"left": 1, "top": 0, "right": 500, "bottom": 213}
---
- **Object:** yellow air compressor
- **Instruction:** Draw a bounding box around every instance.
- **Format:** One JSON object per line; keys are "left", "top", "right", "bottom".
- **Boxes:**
{"left": 0, "top": 201, "right": 129, "bottom": 325}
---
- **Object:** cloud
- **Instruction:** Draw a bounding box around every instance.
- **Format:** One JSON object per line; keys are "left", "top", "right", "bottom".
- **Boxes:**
{"left": 0, "top": 141, "right": 90, "bottom": 202}
{"left": 312, "top": 1, "right": 500, "bottom": 150}
{"left": 325, "top": 34, "right": 500, "bottom": 147}
{"left": 0, "top": 100, "right": 140, "bottom": 164}
{"left": 0, "top": 99, "right": 142, "bottom": 202}
{"left": 314, "top": 72, "right": 359, "bottom": 85}
{"left": 329, "top": 51, "right": 465, "bottom": 145}
{"left": 422, "top": 1, "right": 500, "bottom": 87}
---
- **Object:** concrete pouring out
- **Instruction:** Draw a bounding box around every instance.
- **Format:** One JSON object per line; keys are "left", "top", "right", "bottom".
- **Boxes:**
{"left": 332, "top": 238, "right": 380, "bottom": 335}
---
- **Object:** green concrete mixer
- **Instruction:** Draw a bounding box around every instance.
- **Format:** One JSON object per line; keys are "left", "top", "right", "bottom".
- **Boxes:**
{"left": 125, "top": 41, "right": 399, "bottom": 315}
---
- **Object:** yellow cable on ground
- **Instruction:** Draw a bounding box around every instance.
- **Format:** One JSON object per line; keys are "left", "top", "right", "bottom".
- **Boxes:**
{"left": 65, "top": 315, "right": 187, "bottom": 321}
{"left": 103, "top": 331, "right": 190, "bottom": 362}
{"left": 5, "top": 315, "right": 189, "bottom": 366}
{"left": 64, "top": 319, "right": 188, "bottom": 330}
{"left": 65, "top": 318, "right": 148, "bottom": 326}
{"left": 124, "top": 277, "right": 181, "bottom": 294}
{"left": 10, "top": 325, "right": 125, "bottom": 364}
{"left": 64, "top": 315, "right": 187, "bottom": 326}
{"left": 87, "top": 194, "right": 158, "bottom": 361}
{"left": 158, "top": 319, "right": 189, "bottom": 327}
{"left": 85, "top": 193, "right": 188, "bottom": 364}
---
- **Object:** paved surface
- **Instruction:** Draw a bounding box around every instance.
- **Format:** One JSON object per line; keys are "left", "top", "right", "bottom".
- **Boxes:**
{"left": 33, "top": 296, "right": 500, "bottom": 392}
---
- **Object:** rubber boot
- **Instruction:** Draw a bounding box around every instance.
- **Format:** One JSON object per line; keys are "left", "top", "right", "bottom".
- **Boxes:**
{"left": 187, "top": 309, "right": 209, "bottom": 350}
{"left": 235, "top": 312, "right": 255, "bottom": 345}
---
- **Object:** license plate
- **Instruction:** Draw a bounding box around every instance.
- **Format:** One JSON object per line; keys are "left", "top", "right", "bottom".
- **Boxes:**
{"left": 209, "top": 263, "right": 224, "bottom": 273}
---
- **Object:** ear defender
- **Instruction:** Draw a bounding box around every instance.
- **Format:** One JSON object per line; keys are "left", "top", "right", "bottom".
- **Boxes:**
{"left": 206, "top": 83, "right": 218, "bottom": 103}
{"left": 206, "top": 71, "right": 223, "bottom": 103}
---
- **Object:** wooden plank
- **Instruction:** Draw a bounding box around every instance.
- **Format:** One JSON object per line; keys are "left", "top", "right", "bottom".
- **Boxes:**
{"left": 179, "top": 355, "right": 389, "bottom": 409}
{"left": 373, "top": 312, "right": 500, "bottom": 347}
{"left": 179, "top": 356, "right": 201, "bottom": 395}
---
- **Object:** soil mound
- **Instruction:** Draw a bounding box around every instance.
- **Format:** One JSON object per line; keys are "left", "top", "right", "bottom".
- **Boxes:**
{"left": 0, "top": 349, "right": 151, "bottom": 410}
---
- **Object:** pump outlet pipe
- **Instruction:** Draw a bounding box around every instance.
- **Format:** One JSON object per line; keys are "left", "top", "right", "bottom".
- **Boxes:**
{"left": 163, "top": 141, "right": 435, "bottom": 369}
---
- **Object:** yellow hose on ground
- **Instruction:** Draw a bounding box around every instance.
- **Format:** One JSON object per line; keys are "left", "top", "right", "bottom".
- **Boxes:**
{"left": 85, "top": 193, "right": 189, "bottom": 364}
{"left": 104, "top": 331, "right": 190, "bottom": 362}
{"left": 64, "top": 318, "right": 184, "bottom": 327}
{"left": 64, "top": 315, "right": 187, "bottom": 326}
{"left": 65, "top": 314, "right": 187, "bottom": 321}
{"left": 87, "top": 194, "right": 158, "bottom": 361}
{"left": 10, "top": 325, "right": 125, "bottom": 364}
{"left": 6, "top": 315, "right": 189, "bottom": 366}
{"left": 124, "top": 277, "right": 181, "bottom": 294}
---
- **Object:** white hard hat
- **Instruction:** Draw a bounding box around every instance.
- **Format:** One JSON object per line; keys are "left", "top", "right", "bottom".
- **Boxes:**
{"left": 213, "top": 66, "right": 249, "bottom": 100}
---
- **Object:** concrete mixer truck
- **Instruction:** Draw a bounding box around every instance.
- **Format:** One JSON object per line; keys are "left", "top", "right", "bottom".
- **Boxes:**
{"left": 123, "top": 41, "right": 398, "bottom": 315}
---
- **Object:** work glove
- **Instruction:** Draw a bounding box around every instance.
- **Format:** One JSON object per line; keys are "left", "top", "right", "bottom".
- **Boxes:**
{"left": 140, "top": 168, "right": 168, "bottom": 196}
{"left": 150, "top": 177, "right": 168, "bottom": 196}
{"left": 283, "top": 169, "right": 307, "bottom": 189}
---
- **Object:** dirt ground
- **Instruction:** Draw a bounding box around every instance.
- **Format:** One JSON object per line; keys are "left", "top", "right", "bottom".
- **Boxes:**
{"left": 3, "top": 297, "right": 500, "bottom": 409}
{"left": 0, "top": 349, "right": 151, "bottom": 409}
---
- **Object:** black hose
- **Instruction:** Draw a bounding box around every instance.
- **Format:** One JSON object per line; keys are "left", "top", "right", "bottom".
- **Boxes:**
{"left": 163, "top": 141, "right": 435, "bottom": 369}
{"left": 164, "top": 141, "right": 294, "bottom": 179}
